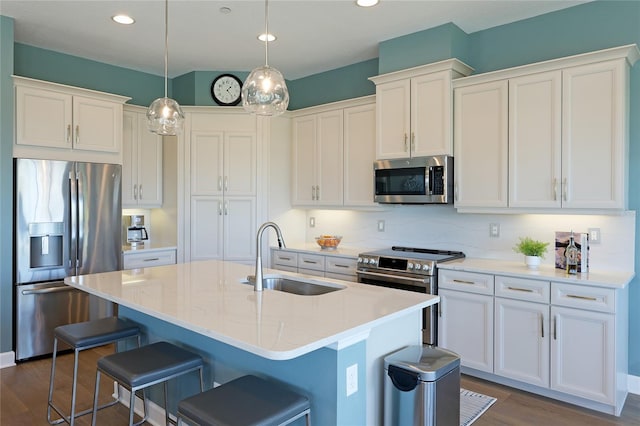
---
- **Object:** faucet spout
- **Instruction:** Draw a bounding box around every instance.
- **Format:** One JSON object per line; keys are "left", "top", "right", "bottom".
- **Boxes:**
{"left": 253, "top": 222, "right": 286, "bottom": 292}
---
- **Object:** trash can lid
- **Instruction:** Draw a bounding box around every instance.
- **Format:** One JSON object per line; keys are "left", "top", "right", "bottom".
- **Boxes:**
{"left": 384, "top": 345, "right": 460, "bottom": 382}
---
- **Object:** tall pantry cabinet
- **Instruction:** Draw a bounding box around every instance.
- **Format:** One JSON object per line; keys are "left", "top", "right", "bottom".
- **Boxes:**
{"left": 179, "top": 109, "right": 259, "bottom": 263}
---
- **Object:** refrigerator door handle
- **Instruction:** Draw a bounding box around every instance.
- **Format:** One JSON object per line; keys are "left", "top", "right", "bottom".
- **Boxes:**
{"left": 21, "top": 285, "right": 75, "bottom": 295}
{"left": 76, "top": 169, "right": 84, "bottom": 269}
{"left": 69, "top": 170, "right": 78, "bottom": 270}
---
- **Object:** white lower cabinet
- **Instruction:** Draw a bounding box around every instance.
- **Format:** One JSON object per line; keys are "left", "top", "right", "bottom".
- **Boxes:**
{"left": 123, "top": 248, "right": 177, "bottom": 270}
{"left": 271, "top": 248, "right": 357, "bottom": 282}
{"left": 438, "top": 270, "right": 494, "bottom": 372}
{"left": 438, "top": 269, "right": 627, "bottom": 415}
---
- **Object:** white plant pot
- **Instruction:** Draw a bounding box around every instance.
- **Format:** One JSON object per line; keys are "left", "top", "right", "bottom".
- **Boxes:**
{"left": 524, "top": 255, "right": 541, "bottom": 270}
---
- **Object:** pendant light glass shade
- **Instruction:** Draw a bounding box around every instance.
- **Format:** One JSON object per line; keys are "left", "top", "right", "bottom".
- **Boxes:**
{"left": 147, "top": 97, "right": 184, "bottom": 134}
{"left": 242, "top": 0, "right": 289, "bottom": 116}
{"left": 242, "top": 65, "right": 289, "bottom": 116}
{"left": 147, "top": 0, "right": 184, "bottom": 135}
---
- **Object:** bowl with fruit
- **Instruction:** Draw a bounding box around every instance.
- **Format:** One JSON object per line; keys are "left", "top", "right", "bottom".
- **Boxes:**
{"left": 315, "top": 235, "right": 342, "bottom": 250}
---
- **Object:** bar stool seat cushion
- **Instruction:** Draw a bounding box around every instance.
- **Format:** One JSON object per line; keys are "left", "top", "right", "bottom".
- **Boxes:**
{"left": 98, "top": 341, "right": 204, "bottom": 388}
{"left": 178, "top": 375, "right": 310, "bottom": 426}
{"left": 55, "top": 317, "right": 140, "bottom": 348}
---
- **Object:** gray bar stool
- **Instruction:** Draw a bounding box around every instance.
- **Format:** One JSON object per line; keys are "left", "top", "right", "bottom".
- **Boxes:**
{"left": 177, "top": 375, "right": 311, "bottom": 426}
{"left": 47, "top": 317, "right": 141, "bottom": 426}
{"left": 92, "top": 341, "right": 204, "bottom": 426}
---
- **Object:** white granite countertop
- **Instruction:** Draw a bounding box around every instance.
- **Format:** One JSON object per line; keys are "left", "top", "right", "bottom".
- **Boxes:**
{"left": 65, "top": 260, "right": 436, "bottom": 360}
{"left": 122, "top": 244, "right": 177, "bottom": 254}
{"left": 438, "top": 257, "right": 634, "bottom": 289}
{"left": 275, "top": 244, "right": 366, "bottom": 258}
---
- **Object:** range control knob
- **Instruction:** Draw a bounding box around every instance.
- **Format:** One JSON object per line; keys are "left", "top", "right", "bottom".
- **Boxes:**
{"left": 407, "top": 262, "right": 414, "bottom": 270}
{"left": 369, "top": 258, "right": 378, "bottom": 266}
{"left": 422, "top": 264, "right": 430, "bottom": 271}
{"left": 357, "top": 257, "right": 363, "bottom": 264}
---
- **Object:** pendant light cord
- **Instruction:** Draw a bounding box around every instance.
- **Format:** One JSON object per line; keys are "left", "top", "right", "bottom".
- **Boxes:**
{"left": 264, "top": 0, "right": 269, "bottom": 67}
{"left": 164, "top": 0, "right": 169, "bottom": 97}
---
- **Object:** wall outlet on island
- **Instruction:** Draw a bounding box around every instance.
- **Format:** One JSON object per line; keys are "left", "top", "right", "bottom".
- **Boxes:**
{"left": 588, "top": 227, "right": 601, "bottom": 244}
{"left": 346, "top": 363, "right": 358, "bottom": 396}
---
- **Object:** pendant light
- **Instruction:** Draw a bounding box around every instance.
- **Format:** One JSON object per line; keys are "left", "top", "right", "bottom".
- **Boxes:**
{"left": 147, "top": 0, "right": 184, "bottom": 135}
{"left": 242, "top": 0, "right": 289, "bottom": 116}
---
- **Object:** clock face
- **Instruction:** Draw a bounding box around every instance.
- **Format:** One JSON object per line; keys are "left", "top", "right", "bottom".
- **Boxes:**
{"left": 211, "top": 74, "right": 243, "bottom": 106}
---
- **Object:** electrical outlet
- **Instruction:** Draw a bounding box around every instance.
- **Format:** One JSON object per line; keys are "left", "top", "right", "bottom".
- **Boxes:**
{"left": 378, "top": 220, "right": 385, "bottom": 232}
{"left": 490, "top": 223, "right": 500, "bottom": 238}
{"left": 588, "top": 228, "right": 601, "bottom": 244}
{"left": 309, "top": 217, "right": 315, "bottom": 228}
{"left": 346, "top": 364, "right": 358, "bottom": 396}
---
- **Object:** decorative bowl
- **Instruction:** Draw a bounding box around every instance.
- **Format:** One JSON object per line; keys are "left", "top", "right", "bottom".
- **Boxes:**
{"left": 315, "top": 235, "right": 342, "bottom": 250}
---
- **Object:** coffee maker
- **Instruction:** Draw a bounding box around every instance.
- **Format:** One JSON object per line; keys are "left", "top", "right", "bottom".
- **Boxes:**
{"left": 125, "top": 215, "right": 148, "bottom": 248}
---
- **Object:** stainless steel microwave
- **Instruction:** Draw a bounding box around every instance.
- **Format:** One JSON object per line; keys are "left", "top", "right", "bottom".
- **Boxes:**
{"left": 374, "top": 156, "right": 454, "bottom": 204}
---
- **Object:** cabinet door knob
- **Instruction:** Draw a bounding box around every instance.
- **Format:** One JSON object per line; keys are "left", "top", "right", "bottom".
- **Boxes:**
{"left": 411, "top": 132, "right": 415, "bottom": 151}
{"left": 218, "top": 176, "right": 223, "bottom": 191}
{"left": 316, "top": 185, "right": 320, "bottom": 200}
{"left": 553, "top": 178, "right": 558, "bottom": 201}
{"left": 75, "top": 125, "right": 79, "bottom": 144}
{"left": 404, "top": 133, "right": 408, "bottom": 152}
{"left": 133, "top": 184, "right": 138, "bottom": 200}
{"left": 563, "top": 178, "right": 568, "bottom": 202}
{"left": 66, "top": 124, "right": 72, "bottom": 144}
{"left": 139, "top": 185, "right": 143, "bottom": 200}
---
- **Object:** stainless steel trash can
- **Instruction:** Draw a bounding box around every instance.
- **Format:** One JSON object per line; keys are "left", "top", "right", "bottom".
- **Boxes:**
{"left": 384, "top": 345, "right": 460, "bottom": 426}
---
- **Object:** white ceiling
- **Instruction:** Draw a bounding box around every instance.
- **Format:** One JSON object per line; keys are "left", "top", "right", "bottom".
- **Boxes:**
{"left": 0, "top": 0, "right": 589, "bottom": 80}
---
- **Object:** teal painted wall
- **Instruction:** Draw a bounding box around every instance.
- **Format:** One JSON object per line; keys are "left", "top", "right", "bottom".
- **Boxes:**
{"left": 378, "top": 22, "right": 471, "bottom": 74}
{"left": 288, "top": 58, "right": 379, "bottom": 110}
{"left": 14, "top": 43, "right": 163, "bottom": 106}
{"left": 119, "top": 306, "right": 366, "bottom": 425}
{"left": 0, "top": 16, "right": 14, "bottom": 354}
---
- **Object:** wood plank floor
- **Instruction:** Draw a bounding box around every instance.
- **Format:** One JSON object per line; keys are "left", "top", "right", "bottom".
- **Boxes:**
{"left": 1, "top": 346, "right": 639, "bottom": 425}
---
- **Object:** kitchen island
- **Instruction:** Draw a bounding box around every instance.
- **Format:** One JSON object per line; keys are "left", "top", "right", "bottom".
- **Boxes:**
{"left": 65, "top": 259, "right": 437, "bottom": 425}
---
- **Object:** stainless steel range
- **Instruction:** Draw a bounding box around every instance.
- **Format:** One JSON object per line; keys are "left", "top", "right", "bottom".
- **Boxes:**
{"left": 356, "top": 246, "right": 465, "bottom": 345}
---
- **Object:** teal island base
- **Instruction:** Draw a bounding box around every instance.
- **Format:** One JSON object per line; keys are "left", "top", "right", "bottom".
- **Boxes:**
{"left": 117, "top": 306, "right": 422, "bottom": 425}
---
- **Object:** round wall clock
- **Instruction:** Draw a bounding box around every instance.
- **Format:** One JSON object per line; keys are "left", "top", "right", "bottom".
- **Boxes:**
{"left": 210, "top": 74, "right": 243, "bottom": 106}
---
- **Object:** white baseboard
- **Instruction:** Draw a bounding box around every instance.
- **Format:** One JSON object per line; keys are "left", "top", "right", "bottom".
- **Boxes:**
{"left": 112, "top": 382, "right": 176, "bottom": 426}
{"left": 0, "top": 351, "right": 16, "bottom": 369}
{"left": 628, "top": 374, "right": 640, "bottom": 395}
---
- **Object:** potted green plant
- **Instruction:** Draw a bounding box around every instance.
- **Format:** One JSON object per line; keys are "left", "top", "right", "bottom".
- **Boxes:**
{"left": 513, "top": 237, "right": 549, "bottom": 269}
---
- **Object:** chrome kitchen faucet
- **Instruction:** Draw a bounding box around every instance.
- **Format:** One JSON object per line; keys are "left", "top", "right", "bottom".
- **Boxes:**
{"left": 250, "top": 222, "right": 286, "bottom": 291}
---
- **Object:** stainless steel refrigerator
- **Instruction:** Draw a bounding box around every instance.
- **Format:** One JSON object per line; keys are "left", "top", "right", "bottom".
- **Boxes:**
{"left": 14, "top": 158, "right": 122, "bottom": 361}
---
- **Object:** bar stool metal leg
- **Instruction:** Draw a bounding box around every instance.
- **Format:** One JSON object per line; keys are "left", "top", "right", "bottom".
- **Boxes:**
{"left": 91, "top": 341, "right": 204, "bottom": 426}
{"left": 47, "top": 318, "right": 141, "bottom": 425}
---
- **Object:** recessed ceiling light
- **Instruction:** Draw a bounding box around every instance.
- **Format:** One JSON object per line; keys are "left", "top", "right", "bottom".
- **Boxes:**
{"left": 112, "top": 14, "right": 135, "bottom": 25}
{"left": 356, "top": 0, "right": 379, "bottom": 7}
{"left": 258, "top": 33, "right": 276, "bottom": 42}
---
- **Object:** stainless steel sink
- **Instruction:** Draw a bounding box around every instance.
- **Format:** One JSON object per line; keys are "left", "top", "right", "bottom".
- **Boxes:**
{"left": 242, "top": 275, "right": 345, "bottom": 296}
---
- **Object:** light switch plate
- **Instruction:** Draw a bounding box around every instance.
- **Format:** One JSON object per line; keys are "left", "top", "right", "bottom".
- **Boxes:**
{"left": 377, "top": 220, "right": 385, "bottom": 232}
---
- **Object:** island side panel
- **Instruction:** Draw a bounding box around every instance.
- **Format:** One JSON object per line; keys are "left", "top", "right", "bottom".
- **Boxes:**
{"left": 119, "top": 306, "right": 367, "bottom": 425}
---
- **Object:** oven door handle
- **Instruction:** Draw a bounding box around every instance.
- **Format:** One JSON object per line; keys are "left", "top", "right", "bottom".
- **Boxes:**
{"left": 357, "top": 270, "right": 428, "bottom": 284}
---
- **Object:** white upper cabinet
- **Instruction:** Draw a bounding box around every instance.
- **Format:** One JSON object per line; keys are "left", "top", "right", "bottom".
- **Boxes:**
{"left": 14, "top": 76, "right": 130, "bottom": 163}
{"left": 292, "top": 110, "right": 343, "bottom": 206}
{"left": 454, "top": 44, "right": 639, "bottom": 212}
{"left": 561, "top": 60, "right": 626, "bottom": 209}
{"left": 453, "top": 80, "right": 509, "bottom": 208}
{"left": 343, "top": 103, "right": 376, "bottom": 207}
{"left": 122, "top": 107, "right": 163, "bottom": 208}
{"left": 291, "top": 96, "right": 375, "bottom": 208}
{"left": 370, "top": 59, "right": 473, "bottom": 159}
{"left": 508, "top": 71, "right": 562, "bottom": 208}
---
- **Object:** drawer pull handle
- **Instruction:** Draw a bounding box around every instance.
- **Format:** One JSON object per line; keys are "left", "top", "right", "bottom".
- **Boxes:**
{"left": 303, "top": 260, "right": 318, "bottom": 264}
{"left": 452, "top": 279, "right": 475, "bottom": 285}
{"left": 566, "top": 294, "right": 598, "bottom": 301}
{"left": 143, "top": 258, "right": 160, "bottom": 262}
{"left": 507, "top": 286, "right": 534, "bottom": 293}
{"left": 280, "top": 256, "right": 292, "bottom": 261}
{"left": 334, "top": 264, "right": 349, "bottom": 268}
{"left": 540, "top": 314, "right": 544, "bottom": 338}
